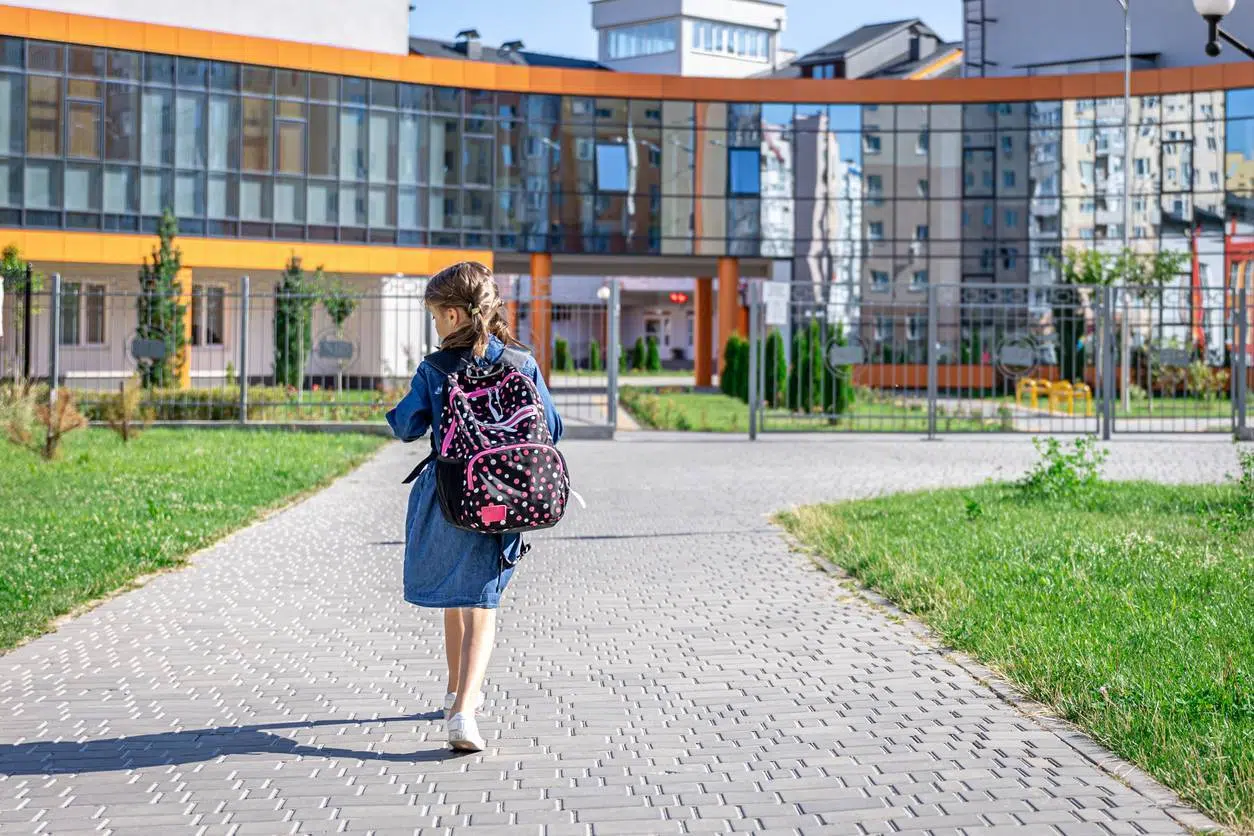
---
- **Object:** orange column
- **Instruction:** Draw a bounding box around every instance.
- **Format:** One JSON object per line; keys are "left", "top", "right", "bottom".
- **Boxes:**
{"left": 694, "top": 276, "right": 714, "bottom": 387}
{"left": 717, "top": 256, "right": 739, "bottom": 374}
{"left": 176, "top": 266, "right": 193, "bottom": 389}
{"left": 529, "top": 253, "right": 552, "bottom": 380}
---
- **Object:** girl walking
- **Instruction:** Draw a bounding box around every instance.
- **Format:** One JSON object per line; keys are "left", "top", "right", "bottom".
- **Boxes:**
{"left": 386, "top": 261, "right": 563, "bottom": 752}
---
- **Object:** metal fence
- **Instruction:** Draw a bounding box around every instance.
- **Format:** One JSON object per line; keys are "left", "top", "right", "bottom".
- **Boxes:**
{"left": 747, "top": 281, "right": 1251, "bottom": 438}
{"left": 0, "top": 274, "right": 619, "bottom": 437}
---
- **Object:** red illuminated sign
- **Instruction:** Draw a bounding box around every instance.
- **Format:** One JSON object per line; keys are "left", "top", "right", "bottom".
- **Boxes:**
{"left": 669, "top": 292, "right": 690, "bottom": 305}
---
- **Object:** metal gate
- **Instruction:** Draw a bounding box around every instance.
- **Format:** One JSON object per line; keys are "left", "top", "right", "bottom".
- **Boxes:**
{"left": 747, "top": 280, "right": 1250, "bottom": 438}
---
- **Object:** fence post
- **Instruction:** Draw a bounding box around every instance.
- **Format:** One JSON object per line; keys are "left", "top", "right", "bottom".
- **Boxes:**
{"left": 1238, "top": 283, "right": 1250, "bottom": 441}
{"left": 748, "top": 280, "right": 760, "bottom": 441}
{"left": 926, "top": 282, "right": 938, "bottom": 440}
{"left": 22, "top": 263, "right": 32, "bottom": 380}
{"left": 607, "top": 277, "right": 620, "bottom": 434}
{"left": 48, "top": 273, "right": 62, "bottom": 403}
{"left": 1101, "top": 285, "right": 1114, "bottom": 440}
{"left": 238, "top": 275, "right": 250, "bottom": 425}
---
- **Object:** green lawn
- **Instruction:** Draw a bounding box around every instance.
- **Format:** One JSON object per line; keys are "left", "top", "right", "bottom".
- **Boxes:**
{"left": 620, "top": 388, "right": 1012, "bottom": 433}
{"left": 781, "top": 479, "right": 1254, "bottom": 830}
{"left": 0, "top": 429, "right": 387, "bottom": 651}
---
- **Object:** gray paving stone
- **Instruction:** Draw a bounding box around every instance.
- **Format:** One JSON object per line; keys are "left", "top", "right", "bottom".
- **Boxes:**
{"left": 0, "top": 437, "right": 1238, "bottom": 835}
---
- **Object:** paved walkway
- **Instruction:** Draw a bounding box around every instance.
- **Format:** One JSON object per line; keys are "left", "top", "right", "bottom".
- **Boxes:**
{"left": 0, "top": 436, "right": 1238, "bottom": 835}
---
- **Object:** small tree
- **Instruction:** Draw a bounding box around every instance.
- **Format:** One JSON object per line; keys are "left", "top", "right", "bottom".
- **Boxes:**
{"left": 825, "top": 321, "right": 855, "bottom": 416}
{"left": 587, "top": 340, "right": 603, "bottom": 372}
{"left": 646, "top": 336, "right": 662, "bottom": 372}
{"left": 721, "top": 335, "right": 740, "bottom": 398}
{"left": 808, "top": 319, "right": 823, "bottom": 413}
{"left": 763, "top": 329, "right": 786, "bottom": 408}
{"left": 136, "top": 210, "right": 187, "bottom": 389}
{"left": 787, "top": 329, "right": 805, "bottom": 411}
{"left": 102, "top": 376, "right": 152, "bottom": 443}
{"left": 618, "top": 344, "right": 629, "bottom": 373}
{"left": 554, "top": 337, "right": 573, "bottom": 372}
{"left": 320, "top": 276, "right": 358, "bottom": 393}
{"left": 274, "top": 255, "right": 320, "bottom": 389}
{"left": 1051, "top": 248, "right": 1117, "bottom": 382}
{"left": 632, "top": 337, "right": 647, "bottom": 371}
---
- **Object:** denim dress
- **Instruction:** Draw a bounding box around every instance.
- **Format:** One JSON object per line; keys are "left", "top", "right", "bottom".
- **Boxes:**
{"left": 385, "top": 337, "right": 563, "bottom": 609}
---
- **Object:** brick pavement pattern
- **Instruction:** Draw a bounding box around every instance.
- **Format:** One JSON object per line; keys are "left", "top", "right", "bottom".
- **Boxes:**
{"left": 0, "top": 435, "right": 1238, "bottom": 835}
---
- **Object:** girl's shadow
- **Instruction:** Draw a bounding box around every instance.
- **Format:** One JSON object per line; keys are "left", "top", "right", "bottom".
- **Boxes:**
{"left": 0, "top": 712, "right": 468, "bottom": 775}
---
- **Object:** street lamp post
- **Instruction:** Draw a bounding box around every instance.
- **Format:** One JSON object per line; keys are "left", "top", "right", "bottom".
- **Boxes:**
{"left": 1195, "top": 0, "right": 1254, "bottom": 58}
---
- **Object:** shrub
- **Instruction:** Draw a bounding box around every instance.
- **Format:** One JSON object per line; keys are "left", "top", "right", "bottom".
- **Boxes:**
{"left": 274, "top": 255, "right": 321, "bottom": 388}
{"left": 787, "top": 329, "right": 805, "bottom": 411}
{"left": 734, "top": 337, "right": 751, "bottom": 402}
{"left": 587, "top": 340, "right": 603, "bottom": 372}
{"left": 825, "top": 321, "right": 855, "bottom": 416}
{"left": 764, "top": 329, "right": 786, "bottom": 408}
{"left": 135, "top": 210, "right": 187, "bottom": 388}
{"left": 31, "top": 390, "right": 88, "bottom": 460}
{"left": 646, "top": 336, "right": 662, "bottom": 372}
{"left": 632, "top": 337, "right": 647, "bottom": 371}
{"left": 101, "top": 377, "right": 153, "bottom": 443}
{"left": 554, "top": 337, "right": 573, "bottom": 372}
{"left": 1017, "top": 435, "right": 1108, "bottom": 501}
{"left": 721, "top": 336, "right": 740, "bottom": 398}
{"left": 619, "top": 344, "right": 629, "bottom": 373}
{"left": 1, "top": 381, "right": 41, "bottom": 449}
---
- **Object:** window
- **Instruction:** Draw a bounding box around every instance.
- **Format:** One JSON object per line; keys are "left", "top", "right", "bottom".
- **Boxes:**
{"left": 692, "top": 20, "right": 769, "bottom": 60}
{"left": 606, "top": 20, "right": 678, "bottom": 60}
{"left": 1004, "top": 209, "right": 1019, "bottom": 228}
{"left": 907, "top": 315, "right": 925, "bottom": 341}
{"left": 914, "top": 224, "right": 929, "bottom": 241}
{"left": 916, "top": 131, "right": 929, "bottom": 154}
{"left": 1002, "top": 170, "right": 1016, "bottom": 188}
{"left": 595, "top": 142, "right": 629, "bottom": 192}
{"left": 728, "top": 148, "right": 760, "bottom": 195}
{"left": 983, "top": 205, "right": 994, "bottom": 225}
{"left": 911, "top": 270, "right": 928, "bottom": 291}
{"left": 1001, "top": 135, "right": 1013, "bottom": 156}
{"left": 191, "top": 285, "right": 225, "bottom": 346}
{"left": 1002, "top": 246, "right": 1019, "bottom": 269}
{"left": 871, "top": 270, "right": 890, "bottom": 291}
{"left": 1079, "top": 161, "right": 1095, "bottom": 186}
{"left": 917, "top": 179, "right": 929, "bottom": 198}
{"left": 1207, "top": 136, "right": 1218, "bottom": 151}
{"left": 868, "top": 221, "right": 884, "bottom": 240}
{"left": 575, "top": 137, "right": 595, "bottom": 161}
{"left": 864, "top": 134, "right": 881, "bottom": 155}
{"left": 1135, "top": 157, "right": 1150, "bottom": 175}
{"left": 58, "top": 282, "right": 106, "bottom": 346}
{"left": 1080, "top": 228, "right": 1095, "bottom": 240}
{"left": 874, "top": 315, "right": 891, "bottom": 341}
{"left": 1211, "top": 171, "right": 1221, "bottom": 187}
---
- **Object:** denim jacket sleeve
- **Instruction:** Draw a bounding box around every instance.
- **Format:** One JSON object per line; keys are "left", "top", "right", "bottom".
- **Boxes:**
{"left": 529, "top": 361, "right": 564, "bottom": 444}
{"left": 385, "top": 366, "right": 433, "bottom": 443}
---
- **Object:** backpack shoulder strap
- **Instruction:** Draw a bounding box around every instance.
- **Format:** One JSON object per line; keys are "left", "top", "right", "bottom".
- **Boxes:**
{"left": 425, "top": 348, "right": 471, "bottom": 377}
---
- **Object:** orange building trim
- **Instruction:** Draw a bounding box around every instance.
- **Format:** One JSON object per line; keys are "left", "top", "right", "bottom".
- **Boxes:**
{"left": 2, "top": 229, "right": 492, "bottom": 274}
{"left": 6, "top": 4, "right": 1254, "bottom": 104}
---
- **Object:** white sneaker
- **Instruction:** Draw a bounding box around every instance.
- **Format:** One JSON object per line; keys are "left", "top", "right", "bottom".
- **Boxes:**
{"left": 447, "top": 712, "right": 486, "bottom": 752}
{"left": 443, "top": 691, "right": 484, "bottom": 719}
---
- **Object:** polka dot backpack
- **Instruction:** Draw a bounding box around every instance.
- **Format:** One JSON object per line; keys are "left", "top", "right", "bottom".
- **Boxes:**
{"left": 422, "top": 347, "right": 570, "bottom": 534}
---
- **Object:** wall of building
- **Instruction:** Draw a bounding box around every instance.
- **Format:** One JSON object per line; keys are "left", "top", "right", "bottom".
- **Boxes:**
{"left": 970, "top": 0, "right": 1254, "bottom": 76}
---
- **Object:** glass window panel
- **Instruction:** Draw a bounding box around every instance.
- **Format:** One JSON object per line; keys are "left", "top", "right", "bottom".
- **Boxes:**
{"left": 429, "top": 187, "right": 461, "bottom": 229}
{"left": 175, "top": 170, "right": 204, "bottom": 217}
{"left": 398, "top": 185, "right": 425, "bottom": 229}
{"left": 431, "top": 87, "right": 461, "bottom": 114}
{"left": 103, "top": 83, "right": 138, "bottom": 161}
{"left": 239, "top": 175, "right": 271, "bottom": 220}
{"left": 27, "top": 75, "right": 61, "bottom": 156}
{"left": 276, "top": 69, "right": 306, "bottom": 99}
{"left": 398, "top": 112, "right": 420, "bottom": 185}
{"left": 309, "top": 73, "right": 336, "bottom": 102}
{"left": 464, "top": 189, "right": 490, "bottom": 230}
{"left": 208, "top": 172, "right": 237, "bottom": 218}
{"left": 595, "top": 143, "right": 628, "bottom": 192}
{"left": 103, "top": 165, "right": 137, "bottom": 212}
{"left": 307, "top": 180, "right": 335, "bottom": 224}
{"left": 59, "top": 283, "right": 80, "bottom": 345}
{"left": 140, "top": 88, "right": 173, "bottom": 165}
{"left": 28, "top": 42, "right": 63, "bottom": 73}
{"left": 241, "top": 66, "right": 273, "bottom": 95}
{"left": 277, "top": 119, "right": 305, "bottom": 175}
{"left": 241, "top": 97, "right": 272, "bottom": 172}
{"left": 68, "top": 46, "right": 104, "bottom": 77}
{"left": 370, "top": 79, "right": 397, "bottom": 108}
{"left": 369, "top": 110, "right": 396, "bottom": 182}
{"left": 140, "top": 169, "right": 171, "bottom": 215}
{"left": 400, "top": 83, "right": 428, "bottom": 112}
{"left": 428, "top": 115, "right": 460, "bottom": 186}
{"left": 368, "top": 184, "right": 395, "bottom": 227}
{"left": 337, "top": 77, "right": 365, "bottom": 106}
{"left": 0, "top": 73, "right": 21, "bottom": 155}
{"left": 64, "top": 163, "right": 101, "bottom": 211}
{"left": 175, "top": 92, "right": 205, "bottom": 168}
{"left": 339, "top": 182, "right": 367, "bottom": 226}
{"left": 84, "top": 285, "right": 106, "bottom": 344}
{"left": 66, "top": 100, "right": 101, "bottom": 160}
{"left": 728, "top": 148, "right": 760, "bottom": 195}
{"left": 463, "top": 134, "right": 492, "bottom": 186}
{"left": 308, "top": 103, "right": 336, "bottom": 176}
{"left": 274, "top": 178, "right": 304, "bottom": 223}
{"left": 0, "top": 36, "right": 23, "bottom": 69}
{"left": 142, "top": 54, "right": 173, "bottom": 85}
{"left": 209, "top": 62, "right": 237, "bottom": 92}
{"left": 0, "top": 159, "right": 20, "bottom": 206}
{"left": 208, "top": 95, "right": 239, "bottom": 170}
{"left": 339, "top": 108, "right": 367, "bottom": 180}
{"left": 176, "top": 58, "right": 207, "bottom": 89}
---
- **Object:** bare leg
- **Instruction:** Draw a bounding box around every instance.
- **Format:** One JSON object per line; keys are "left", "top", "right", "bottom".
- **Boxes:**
{"left": 443, "top": 608, "right": 463, "bottom": 695}
{"left": 450, "top": 607, "right": 497, "bottom": 715}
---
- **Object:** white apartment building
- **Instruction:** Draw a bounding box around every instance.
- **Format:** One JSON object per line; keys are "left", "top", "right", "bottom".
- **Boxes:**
{"left": 592, "top": 0, "right": 788, "bottom": 78}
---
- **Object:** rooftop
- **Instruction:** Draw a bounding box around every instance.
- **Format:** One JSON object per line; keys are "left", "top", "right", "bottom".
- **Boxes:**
{"left": 407, "top": 35, "right": 609, "bottom": 70}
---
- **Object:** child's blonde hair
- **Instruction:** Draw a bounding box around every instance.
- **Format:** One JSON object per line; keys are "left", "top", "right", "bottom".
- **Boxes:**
{"left": 423, "top": 261, "right": 523, "bottom": 357}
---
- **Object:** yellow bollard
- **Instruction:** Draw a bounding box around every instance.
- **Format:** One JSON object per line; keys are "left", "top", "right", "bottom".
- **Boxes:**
{"left": 1015, "top": 377, "right": 1035, "bottom": 409}
{"left": 1049, "top": 380, "right": 1074, "bottom": 414}
{"left": 1073, "top": 382, "right": 1094, "bottom": 417}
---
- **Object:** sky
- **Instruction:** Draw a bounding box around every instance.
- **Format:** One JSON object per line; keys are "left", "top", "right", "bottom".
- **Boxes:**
{"left": 408, "top": 0, "right": 963, "bottom": 60}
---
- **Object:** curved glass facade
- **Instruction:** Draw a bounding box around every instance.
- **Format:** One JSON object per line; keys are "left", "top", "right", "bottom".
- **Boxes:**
{"left": 0, "top": 34, "right": 1251, "bottom": 298}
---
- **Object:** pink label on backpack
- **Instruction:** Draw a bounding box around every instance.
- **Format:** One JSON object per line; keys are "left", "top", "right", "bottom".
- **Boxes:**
{"left": 479, "top": 504, "right": 508, "bottom": 525}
